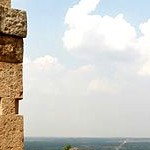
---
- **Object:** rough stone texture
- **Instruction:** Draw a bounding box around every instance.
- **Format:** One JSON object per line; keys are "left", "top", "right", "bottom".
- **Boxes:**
{"left": 0, "top": 115, "right": 24, "bottom": 150}
{"left": 0, "top": 62, "right": 23, "bottom": 99}
{"left": 0, "top": 0, "right": 11, "bottom": 8}
{"left": 0, "top": 1, "right": 26, "bottom": 149}
{"left": 0, "top": 97, "right": 19, "bottom": 115}
{"left": 0, "top": 35, "right": 23, "bottom": 63}
{"left": 0, "top": 6, "right": 27, "bottom": 38}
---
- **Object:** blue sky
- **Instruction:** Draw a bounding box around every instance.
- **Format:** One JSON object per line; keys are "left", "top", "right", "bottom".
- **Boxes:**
{"left": 12, "top": 0, "right": 150, "bottom": 137}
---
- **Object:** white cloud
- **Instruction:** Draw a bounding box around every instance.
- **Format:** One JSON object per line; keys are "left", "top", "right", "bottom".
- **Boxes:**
{"left": 137, "top": 19, "right": 150, "bottom": 56}
{"left": 139, "top": 19, "right": 150, "bottom": 37}
{"left": 65, "top": 0, "right": 100, "bottom": 26}
{"left": 23, "top": 55, "right": 64, "bottom": 96}
{"left": 24, "top": 55, "right": 64, "bottom": 73}
{"left": 63, "top": 0, "right": 136, "bottom": 52}
{"left": 63, "top": 0, "right": 150, "bottom": 77}
{"left": 33, "top": 55, "right": 60, "bottom": 70}
{"left": 136, "top": 20, "right": 150, "bottom": 76}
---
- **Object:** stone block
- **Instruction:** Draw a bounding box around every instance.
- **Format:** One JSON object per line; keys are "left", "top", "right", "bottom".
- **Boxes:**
{"left": 0, "top": 35, "right": 23, "bottom": 63}
{"left": 0, "top": 62, "right": 23, "bottom": 99}
{"left": 0, "top": 97, "right": 19, "bottom": 115}
{"left": 0, "top": 0, "right": 11, "bottom": 8}
{"left": 0, "top": 115, "right": 24, "bottom": 150}
{"left": 0, "top": 6, "right": 27, "bottom": 38}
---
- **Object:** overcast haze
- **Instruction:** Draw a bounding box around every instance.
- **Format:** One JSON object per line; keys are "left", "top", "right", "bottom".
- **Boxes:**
{"left": 12, "top": 0, "right": 150, "bottom": 137}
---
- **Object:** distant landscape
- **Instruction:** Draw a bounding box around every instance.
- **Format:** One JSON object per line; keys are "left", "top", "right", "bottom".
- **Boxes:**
{"left": 25, "top": 137, "right": 150, "bottom": 150}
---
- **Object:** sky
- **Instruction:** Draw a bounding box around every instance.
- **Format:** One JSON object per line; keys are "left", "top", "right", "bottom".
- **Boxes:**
{"left": 12, "top": 0, "right": 150, "bottom": 137}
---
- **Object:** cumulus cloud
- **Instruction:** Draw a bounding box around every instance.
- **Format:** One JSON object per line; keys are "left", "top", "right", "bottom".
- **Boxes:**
{"left": 63, "top": 0, "right": 136, "bottom": 52}
{"left": 136, "top": 20, "right": 150, "bottom": 76}
{"left": 33, "top": 55, "right": 61, "bottom": 70}
{"left": 63, "top": 0, "right": 150, "bottom": 77}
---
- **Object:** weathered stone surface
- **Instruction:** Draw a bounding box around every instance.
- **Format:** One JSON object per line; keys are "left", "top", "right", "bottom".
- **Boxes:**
{"left": 0, "top": 6, "right": 27, "bottom": 37}
{"left": 0, "top": 35, "right": 23, "bottom": 63}
{"left": 0, "top": 97, "right": 19, "bottom": 115}
{"left": 0, "top": 0, "right": 11, "bottom": 8}
{"left": 0, "top": 62, "right": 23, "bottom": 99}
{"left": 0, "top": 115, "right": 24, "bottom": 150}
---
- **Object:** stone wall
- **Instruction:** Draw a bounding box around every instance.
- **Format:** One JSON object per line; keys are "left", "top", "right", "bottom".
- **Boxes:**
{"left": 0, "top": 0, "right": 27, "bottom": 149}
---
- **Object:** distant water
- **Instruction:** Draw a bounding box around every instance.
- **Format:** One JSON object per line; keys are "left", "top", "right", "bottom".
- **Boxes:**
{"left": 25, "top": 137, "right": 150, "bottom": 150}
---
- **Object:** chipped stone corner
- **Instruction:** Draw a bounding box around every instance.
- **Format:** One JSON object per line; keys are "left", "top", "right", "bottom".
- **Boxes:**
{"left": 0, "top": 6, "right": 27, "bottom": 38}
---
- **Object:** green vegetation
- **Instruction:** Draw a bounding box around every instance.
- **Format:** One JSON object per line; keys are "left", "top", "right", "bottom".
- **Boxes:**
{"left": 63, "top": 144, "right": 72, "bottom": 150}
